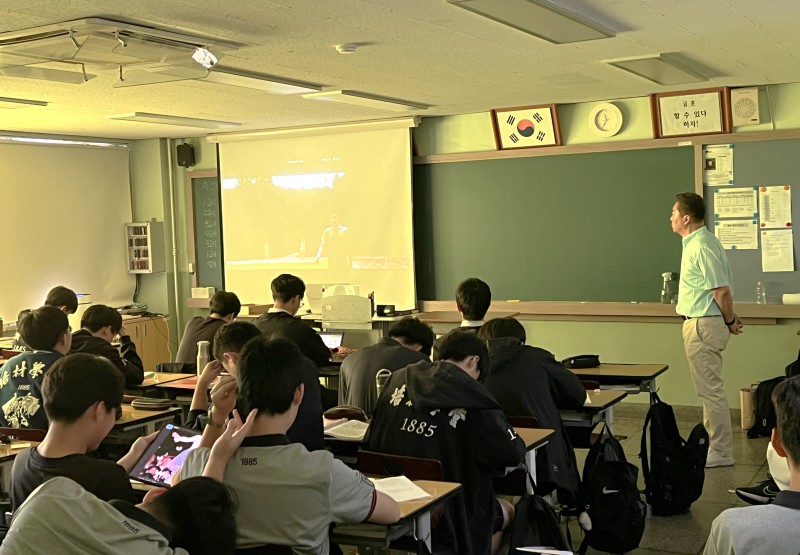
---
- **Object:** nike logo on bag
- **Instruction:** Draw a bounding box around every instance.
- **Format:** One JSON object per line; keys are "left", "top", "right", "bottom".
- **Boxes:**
{"left": 602, "top": 487, "right": 620, "bottom": 494}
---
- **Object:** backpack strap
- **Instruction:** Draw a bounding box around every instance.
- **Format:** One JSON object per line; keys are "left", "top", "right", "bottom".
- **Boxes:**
{"left": 640, "top": 392, "right": 657, "bottom": 491}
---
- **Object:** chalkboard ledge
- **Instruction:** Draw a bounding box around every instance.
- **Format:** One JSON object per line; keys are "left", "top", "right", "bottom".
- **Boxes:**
{"left": 419, "top": 301, "right": 800, "bottom": 325}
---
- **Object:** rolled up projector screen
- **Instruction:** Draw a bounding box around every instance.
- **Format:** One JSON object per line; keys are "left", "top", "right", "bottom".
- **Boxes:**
{"left": 218, "top": 121, "right": 416, "bottom": 310}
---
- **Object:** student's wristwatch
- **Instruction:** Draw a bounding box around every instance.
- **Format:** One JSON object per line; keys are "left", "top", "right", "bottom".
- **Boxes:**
{"left": 206, "top": 407, "right": 224, "bottom": 428}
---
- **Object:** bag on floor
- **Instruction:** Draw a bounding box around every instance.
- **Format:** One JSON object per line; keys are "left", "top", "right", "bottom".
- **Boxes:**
{"left": 747, "top": 376, "right": 785, "bottom": 438}
{"left": 578, "top": 425, "right": 646, "bottom": 554}
{"left": 507, "top": 475, "right": 568, "bottom": 554}
{"left": 640, "top": 392, "right": 709, "bottom": 516}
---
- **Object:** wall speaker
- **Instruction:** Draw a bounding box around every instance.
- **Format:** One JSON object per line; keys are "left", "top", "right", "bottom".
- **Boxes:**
{"left": 176, "top": 143, "right": 195, "bottom": 167}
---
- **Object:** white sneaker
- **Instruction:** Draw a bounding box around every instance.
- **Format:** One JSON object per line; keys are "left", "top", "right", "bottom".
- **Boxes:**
{"left": 706, "top": 451, "right": 735, "bottom": 468}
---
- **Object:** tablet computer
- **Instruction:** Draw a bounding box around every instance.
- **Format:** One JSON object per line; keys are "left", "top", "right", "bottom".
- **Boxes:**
{"left": 319, "top": 332, "right": 344, "bottom": 350}
{"left": 128, "top": 423, "right": 203, "bottom": 487}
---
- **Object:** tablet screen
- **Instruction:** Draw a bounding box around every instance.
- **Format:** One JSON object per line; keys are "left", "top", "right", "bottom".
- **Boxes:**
{"left": 128, "top": 423, "right": 203, "bottom": 487}
{"left": 319, "top": 332, "right": 343, "bottom": 350}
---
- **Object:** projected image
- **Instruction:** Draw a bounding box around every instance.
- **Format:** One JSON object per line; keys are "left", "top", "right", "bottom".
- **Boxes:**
{"left": 219, "top": 128, "right": 416, "bottom": 309}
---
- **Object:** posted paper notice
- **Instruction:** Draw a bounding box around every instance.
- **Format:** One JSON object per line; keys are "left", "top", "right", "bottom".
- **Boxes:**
{"left": 714, "top": 187, "right": 757, "bottom": 219}
{"left": 715, "top": 220, "right": 758, "bottom": 249}
{"left": 758, "top": 186, "right": 792, "bottom": 228}
{"left": 761, "top": 229, "right": 795, "bottom": 272}
{"left": 704, "top": 144, "right": 734, "bottom": 185}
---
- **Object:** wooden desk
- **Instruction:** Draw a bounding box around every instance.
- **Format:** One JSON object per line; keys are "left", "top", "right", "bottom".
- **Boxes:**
{"left": 131, "top": 372, "right": 195, "bottom": 390}
{"left": 154, "top": 375, "right": 210, "bottom": 392}
{"left": 560, "top": 390, "right": 627, "bottom": 435}
{"left": 417, "top": 311, "right": 520, "bottom": 324}
{"left": 333, "top": 479, "right": 461, "bottom": 554}
{"left": 115, "top": 405, "right": 181, "bottom": 434}
{"left": 569, "top": 363, "right": 669, "bottom": 394}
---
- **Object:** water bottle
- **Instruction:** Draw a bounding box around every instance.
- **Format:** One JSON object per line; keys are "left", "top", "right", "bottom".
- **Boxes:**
{"left": 756, "top": 281, "right": 767, "bottom": 304}
{"left": 197, "top": 340, "right": 210, "bottom": 376}
{"left": 661, "top": 272, "right": 676, "bottom": 304}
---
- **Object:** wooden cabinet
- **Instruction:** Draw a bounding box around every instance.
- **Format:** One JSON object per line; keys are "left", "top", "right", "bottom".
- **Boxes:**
{"left": 123, "top": 316, "right": 171, "bottom": 372}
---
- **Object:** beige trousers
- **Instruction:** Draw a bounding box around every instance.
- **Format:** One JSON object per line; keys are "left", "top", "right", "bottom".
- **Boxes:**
{"left": 682, "top": 317, "right": 733, "bottom": 458}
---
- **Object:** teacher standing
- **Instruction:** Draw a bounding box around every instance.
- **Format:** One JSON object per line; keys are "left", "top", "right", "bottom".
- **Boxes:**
{"left": 670, "top": 192, "right": 742, "bottom": 468}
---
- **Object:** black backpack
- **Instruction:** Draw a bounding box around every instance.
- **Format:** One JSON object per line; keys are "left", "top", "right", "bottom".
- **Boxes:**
{"left": 640, "top": 392, "right": 709, "bottom": 516}
{"left": 507, "top": 475, "right": 569, "bottom": 554}
{"left": 578, "top": 425, "right": 646, "bottom": 554}
{"left": 747, "top": 376, "right": 785, "bottom": 439}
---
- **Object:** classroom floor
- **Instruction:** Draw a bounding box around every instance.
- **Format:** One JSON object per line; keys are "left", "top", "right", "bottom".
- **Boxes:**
{"left": 342, "top": 411, "right": 770, "bottom": 555}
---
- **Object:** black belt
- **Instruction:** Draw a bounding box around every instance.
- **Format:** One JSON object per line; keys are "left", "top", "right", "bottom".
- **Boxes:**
{"left": 682, "top": 315, "right": 720, "bottom": 320}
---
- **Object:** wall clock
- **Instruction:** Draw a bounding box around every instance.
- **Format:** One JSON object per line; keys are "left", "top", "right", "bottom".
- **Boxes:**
{"left": 588, "top": 102, "right": 623, "bottom": 137}
{"left": 491, "top": 104, "right": 561, "bottom": 150}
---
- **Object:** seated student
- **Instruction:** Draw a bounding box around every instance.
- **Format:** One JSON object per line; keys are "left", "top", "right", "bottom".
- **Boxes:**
{"left": 188, "top": 321, "right": 324, "bottom": 451}
{"left": 5, "top": 408, "right": 252, "bottom": 555}
{"left": 432, "top": 277, "right": 492, "bottom": 353}
{"left": 11, "top": 285, "right": 78, "bottom": 352}
{"left": 175, "top": 290, "right": 241, "bottom": 364}
{"left": 254, "top": 274, "right": 332, "bottom": 367}
{"left": 704, "top": 376, "right": 800, "bottom": 554}
{"left": 339, "top": 316, "right": 434, "bottom": 416}
{"left": 478, "top": 317, "right": 586, "bottom": 504}
{"left": 365, "top": 331, "right": 526, "bottom": 555}
{"left": 69, "top": 304, "right": 144, "bottom": 387}
{"left": 9, "top": 353, "right": 159, "bottom": 511}
{"left": 178, "top": 336, "right": 400, "bottom": 552}
{"left": 0, "top": 306, "right": 72, "bottom": 430}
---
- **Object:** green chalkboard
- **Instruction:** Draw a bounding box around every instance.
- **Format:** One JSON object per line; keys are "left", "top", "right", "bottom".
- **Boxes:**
{"left": 192, "top": 175, "right": 224, "bottom": 290}
{"left": 413, "top": 147, "right": 694, "bottom": 301}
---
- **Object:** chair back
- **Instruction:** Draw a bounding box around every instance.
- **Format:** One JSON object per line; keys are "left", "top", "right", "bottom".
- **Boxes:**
{"left": 507, "top": 415, "right": 540, "bottom": 429}
{"left": 375, "top": 369, "right": 392, "bottom": 399}
{"left": 356, "top": 450, "right": 443, "bottom": 481}
{"left": 323, "top": 405, "right": 368, "bottom": 423}
{"left": 0, "top": 427, "right": 46, "bottom": 441}
{"left": 1, "top": 350, "right": 21, "bottom": 360}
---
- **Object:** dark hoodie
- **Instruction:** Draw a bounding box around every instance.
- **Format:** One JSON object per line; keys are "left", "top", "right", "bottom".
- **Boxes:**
{"left": 365, "top": 360, "right": 525, "bottom": 555}
{"left": 483, "top": 337, "right": 586, "bottom": 499}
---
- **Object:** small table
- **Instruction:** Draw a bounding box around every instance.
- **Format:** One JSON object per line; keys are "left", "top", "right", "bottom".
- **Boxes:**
{"left": 514, "top": 427, "right": 554, "bottom": 493}
{"left": 568, "top": 363, "right": 669, "bottom": 395}
{"left": 560, "top": 389, "right": 628, "bottom": 435}
{"left": 115, "top": 405, "right": 181, "bottom": 434}
{"left": 131, "top": 372, "right": 195, "bottom": 391}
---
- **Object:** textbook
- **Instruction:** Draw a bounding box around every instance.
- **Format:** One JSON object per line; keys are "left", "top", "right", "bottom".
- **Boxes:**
{"left": 323, "top": 419, "right": 369, "bottom": 441}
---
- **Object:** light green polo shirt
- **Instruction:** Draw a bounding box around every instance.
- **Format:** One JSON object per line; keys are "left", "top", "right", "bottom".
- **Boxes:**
{"left": 676, "top": 227, "right": 733, "bottom": 317}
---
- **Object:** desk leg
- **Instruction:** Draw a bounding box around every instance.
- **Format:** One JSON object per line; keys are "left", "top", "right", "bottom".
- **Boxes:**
{"left": 605, "top": 406, "right": 614, "bottom": 434}
{"left": 414, "top": 512, "right": 432, "bottom": 554}
{"left": 525, "top": 449, "right": 537, "bottom": 495}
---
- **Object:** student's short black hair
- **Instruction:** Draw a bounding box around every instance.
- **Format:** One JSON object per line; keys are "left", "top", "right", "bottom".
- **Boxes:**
{"left": 675, "top": 192, "right": 705, "bottom": 223}
{"left": 80, "top": 305, "right": 122, "bottom": 334}
{"left": 388, "top": 317, "right": 435, "bottom": 356}
{"left": 209, "top": 291, "right": 241, "bottom": 318}
{"left": 773, "top": 376, "right": 800, "bottom": 464}
{"left": 18, "top": 306, "right": 69, "bottom": 350}
{"left": 213, "top": 321, "right": 261, "bottom": 358}
{"left": 436, "top": 330, "right": 490, "bottom": 377}
{"left": 455, "top": 278, "right": 491, "bottom": 321}
{"left": 237, "top": 336, "right": 304, "bottom": 416}
{"left": 44, "top": 286, "right": 78, "bottom": 314}
{"left": 42, "top": 353, "right": 124, "bottom": 422}
{"left": 271, "top": 274, "right": 305, "bottom": 303}
{"left": 478, "top": 317, "right": 526, "bottom": 344}
{"left": 151, "top": 476, "right": 237, "bottom": 555}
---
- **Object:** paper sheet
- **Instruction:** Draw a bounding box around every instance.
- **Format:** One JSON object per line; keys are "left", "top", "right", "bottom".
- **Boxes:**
{"left": 713, "top": 187, "right": 756, "bottom": 218}
{"left": 758, "top": 186, "right": 792, "bottom": 228}
{"left": 370, "top": 476, "right": 432, "bottom": 503}
{"left": 714, "top": 220, "right": 758, "bottom": 250}
{"left": 516, "top": 549, "right": 574, "bottom": 554}
{"left": 704, "top": 144, "right": 734, "bottom": 185}
{"left": 761, "top": 229, "right": 795, "bottom": 272}
{"left": 323, "top": 419, "right": 369, "bottom": 441}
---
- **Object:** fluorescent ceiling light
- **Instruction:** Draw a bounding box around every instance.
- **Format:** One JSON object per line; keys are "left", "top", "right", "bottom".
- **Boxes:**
{"left": 302, "top": 91, "right": 427, "bottom": 112}
{"left": 106, "top": 112, "right": 241, "bottom": 129}
{"left": 608, "top": 55, "right": 707, "bottom": 86}
{"left": 0, "top": 135, "right": 126, "bottom": 148}
{"left": 203, "top": 67, "right": 321, "bottom": 94}
{"left": 0, "top": 65, "right": 94, "bottom": 84}
{"left": 0, "top": 96, "right": 48, "bottom": 109}
{"left": 448, "top": 0, "right": 614, "bottom": 44}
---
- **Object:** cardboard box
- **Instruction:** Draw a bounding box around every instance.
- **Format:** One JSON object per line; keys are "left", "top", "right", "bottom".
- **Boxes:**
{"left": 238, "top": 304, "right": 272, "bottom": 316}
